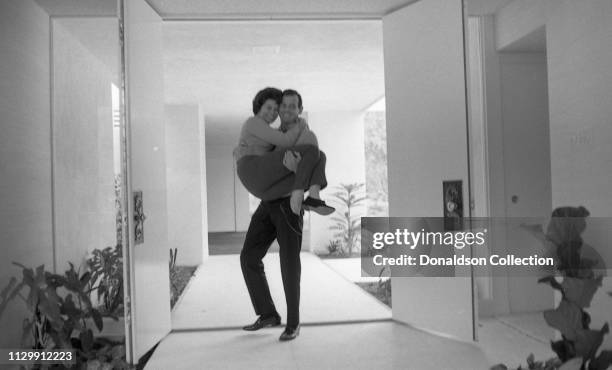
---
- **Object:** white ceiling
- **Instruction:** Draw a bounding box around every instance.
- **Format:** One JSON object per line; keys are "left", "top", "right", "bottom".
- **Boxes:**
{"left": 34, "top": 0, "right": 116, "bottom": 16}
{"left": 34, "top": 0, "right": 517, "bottom": 144}
{"left": 33, "top": 0, "right": 515, "bottom": 18}
{"left": 163, "top": 21, "right": 385, "bottom": 116}
{"left": 149, "top": 0, "right": 514, "bottom": 19}
{"left": 148, "top": 0, "right": 417, "bottom": 19}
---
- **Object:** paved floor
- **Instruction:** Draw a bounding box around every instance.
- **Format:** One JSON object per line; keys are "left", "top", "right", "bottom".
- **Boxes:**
{"left": 148, "top": 251, "right": 490, "bottom": 369}
{"left": 478, "top": 314, "right": 553, "bottom": 368}
{"left": 149, "top": 243, "right": 562, "bottom": 370}
{"left": 321, "top": 257, "right": 385, "bottom": 283}
{"left": 171, "top": 252, "right": 391, "bottom": 330}
{"left": 146, "top": 321, "right": 489, "bottom": 370}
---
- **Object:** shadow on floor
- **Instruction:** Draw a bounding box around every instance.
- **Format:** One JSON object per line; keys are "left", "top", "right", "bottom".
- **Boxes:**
{"left": 208, "top": 232, "right": 279, "bottom": 255}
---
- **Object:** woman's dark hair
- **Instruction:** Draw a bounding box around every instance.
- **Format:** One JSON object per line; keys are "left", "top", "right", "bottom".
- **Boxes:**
{"left": 252, "top": 87, "right": 283, "bottom": 115}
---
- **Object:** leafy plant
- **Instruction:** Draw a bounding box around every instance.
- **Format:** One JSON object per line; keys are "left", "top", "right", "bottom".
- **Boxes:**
{"left": 87, "top": 244, "right": 124, "bottom": 317}
{"left": 377, "top": 267, "right": 391, "bottom": 306}
{"left": 364, "top": 111, "right": 389, "bottom": 216}
{"left": 0, "top": 263, "right": 131, "bottom": 369}
{"left": 491, "top": 354, "right": 564, "bottom": 370}
{"left": 114, "top": 174, "right": 123, "bottom": 246}
{"left": 169, "top": 248, "right": 180, "bottom": 307}
{"left": 329, "top": 183, "right": 366, "bottom": 257}
{"left": 326, "top": 240, "right": 342, "bottom": 256}
{"left": 493, "top": 206, "right": 612, "bottom": 370}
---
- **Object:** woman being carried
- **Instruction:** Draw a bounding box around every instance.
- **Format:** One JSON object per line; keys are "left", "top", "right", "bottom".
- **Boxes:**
{"left": 233, "top": 87, "right": 334, "bottom": 215}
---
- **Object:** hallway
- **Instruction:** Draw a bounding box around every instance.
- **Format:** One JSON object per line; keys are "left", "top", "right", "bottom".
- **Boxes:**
{"left": 147, "top": 252, "right": 489, "bottom": 369}
{"left": 170, "top": 252, "right": 391, "bottom": 330}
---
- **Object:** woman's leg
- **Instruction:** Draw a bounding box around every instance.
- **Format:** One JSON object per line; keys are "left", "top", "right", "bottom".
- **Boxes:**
{"left": 236, "top": 153, "right": 293, "bottom": 200}
{"left": 283, "top": 145, "right": 326, "bottom": 214}
{"left": 237, "top": 146, "right": 327, "bottom": 213}
{"left": 305, "top": 150, "right": 328, "bottom": 198}
{"left": 301, "top": 151, "right": 334, "bottom": 215}
{"left": 288, "top": 145, "right": 320, "bottom": 192}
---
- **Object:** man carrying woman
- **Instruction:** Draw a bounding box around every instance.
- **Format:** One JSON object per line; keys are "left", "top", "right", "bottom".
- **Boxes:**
{"left": 235, "top": 87, "right": 332, "bottom": 341}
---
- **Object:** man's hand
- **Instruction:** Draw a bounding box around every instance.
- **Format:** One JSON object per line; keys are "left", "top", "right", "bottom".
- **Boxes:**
{"left": 283, "top": 150, "right": 301, "bottom": 172}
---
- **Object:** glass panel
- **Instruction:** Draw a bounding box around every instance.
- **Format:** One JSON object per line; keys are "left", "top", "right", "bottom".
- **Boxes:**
{"left": 52, "top": 17, "right": 122, "bottom": 273}
{"left": 0, "top": 0, "right": 128, "bottom": 366}
{"left": 465, "top": 4, "right": 612, "bottom": 367}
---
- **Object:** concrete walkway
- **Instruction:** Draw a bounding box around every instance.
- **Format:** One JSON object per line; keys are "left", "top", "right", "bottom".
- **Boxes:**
{"left": 171, "top": 252, "right": 391, "bottom": 330}
{"left": 147, "top": 321, "right": 489, "bottom": 370}
{"left": 146, "top": 252, "right": 490, "bottom": 369}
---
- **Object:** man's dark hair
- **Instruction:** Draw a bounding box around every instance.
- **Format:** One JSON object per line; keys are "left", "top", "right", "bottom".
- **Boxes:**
{"left": 252, "top": 87, "right": 283, "bottom": 115}
{"left": 282, "top": 89, "right": 303, "bottom": 109}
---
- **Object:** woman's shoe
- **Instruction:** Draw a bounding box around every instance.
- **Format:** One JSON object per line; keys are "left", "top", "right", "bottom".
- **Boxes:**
{"left": 302, "top": 197, "right": 335, "bottom": 216}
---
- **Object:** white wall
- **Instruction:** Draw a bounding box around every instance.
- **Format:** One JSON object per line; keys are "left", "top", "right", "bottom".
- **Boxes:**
{"left": 52, "top": 18, "right": 118, "bottom": 269}
{"left": 545, "top": 0, "right": 612, "bottom": 216}
{"left": 477, "top": 16, "right": 511, "bottom": 317}
{"left": 234, "top": 176, "right": 251, "bottom": 231}
{"left": 205, "top": 116, "right": 250, "bottom": 233}
{"left": 495, "top": 0, "right": 550, "bottom": 51}
{"left": 0, "top": 0, "right": 52, "bottom": 349}
{"left": 165, "top": 104, "right": 207, "bottom": 264}
{"left": 307, "top": 110, "right": 366, "bottom": 254}
{"left": 383, "top": 0, "right": 473, "bottom": 341}
{"left": 205, "top": 144, "right": 238, "bottom": 232}
{"left": 495, "top": 0, "right": 612, "bottom": 216}
{"left": 125, "top": 0, "right": 171, "bottom": 359}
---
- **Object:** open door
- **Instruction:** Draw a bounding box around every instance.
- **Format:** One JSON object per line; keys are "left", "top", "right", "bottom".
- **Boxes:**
{"left": 121, "top": 0, "right": 171, "bottom": 362}
{"left": 382, "top": 0, "right": 476, "bottom": 341}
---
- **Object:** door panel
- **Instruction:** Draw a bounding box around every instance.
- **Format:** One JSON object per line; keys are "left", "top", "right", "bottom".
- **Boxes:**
{"left": 383, "top": 0, "right": 475, "bottom": 341}
{"left": 500, "top": 53, "right": 553, "bottom": 313}
{"left": 123, "top": 0, "right": 171, "bottom": 361}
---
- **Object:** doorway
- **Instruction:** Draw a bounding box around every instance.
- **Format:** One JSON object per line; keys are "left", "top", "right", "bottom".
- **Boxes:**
{"left": 122, "top": 0, "right": 478, "bottom": 364}
{"left": 466, "top": 16, "right": 555, "bottom": 365}
{"left": 163, "top": 19, "right": 390, "bottom": 330}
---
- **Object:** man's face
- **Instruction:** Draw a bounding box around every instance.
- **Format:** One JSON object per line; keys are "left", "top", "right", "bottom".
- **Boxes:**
{"left": 279, "top": 94, "right": 302, "bottom": 124}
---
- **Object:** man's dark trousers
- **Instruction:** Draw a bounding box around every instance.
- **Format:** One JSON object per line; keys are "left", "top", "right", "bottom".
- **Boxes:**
{"left": 240, "top": 197, "right": 303, "bottom": 327}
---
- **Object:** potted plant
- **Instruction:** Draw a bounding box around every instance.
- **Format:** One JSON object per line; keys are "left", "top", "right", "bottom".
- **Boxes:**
{"left": 0, "top": 262, "right": 131, "bottom": 369}
{"left": 491, "top": 206, "right": 612, "bottom": 370}
{"left": 86, "top": 244, "right": 125, "bottom": 339}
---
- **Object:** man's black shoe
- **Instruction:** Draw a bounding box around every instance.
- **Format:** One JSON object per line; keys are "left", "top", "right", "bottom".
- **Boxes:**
{"left": 279, "top": 325, "right": 300, "bottom": 341}
{"left": 302, "top": 197, "right": 335, "bottom": 216}
{"left": 242, "top": 314, "right": 281, "bottom": 331}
